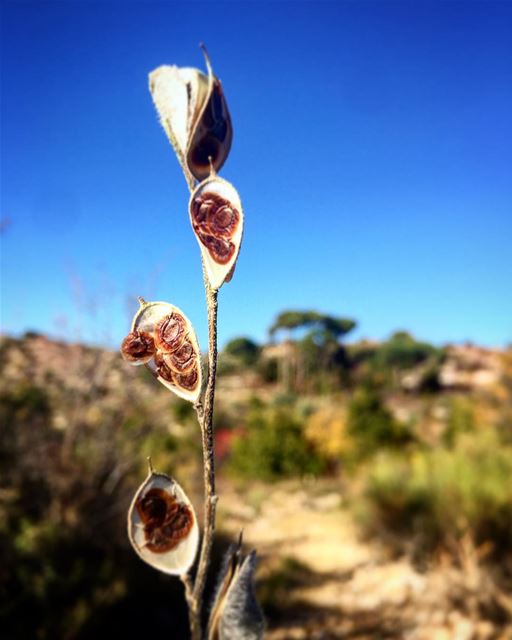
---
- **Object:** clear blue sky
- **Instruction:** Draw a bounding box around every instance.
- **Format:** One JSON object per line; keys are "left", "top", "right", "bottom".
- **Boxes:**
{"left": 1, "top": 0, "right": 511, "bottom": 350}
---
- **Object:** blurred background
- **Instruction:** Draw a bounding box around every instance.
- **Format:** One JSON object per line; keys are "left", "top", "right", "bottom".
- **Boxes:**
{"left": 1, "top": 1, "right": 511, "bottom": 638}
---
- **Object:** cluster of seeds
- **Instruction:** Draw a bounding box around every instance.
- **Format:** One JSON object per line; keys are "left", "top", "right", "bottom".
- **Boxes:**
{"left": 121, "top": 311, "right": 200, "bottom": 394}
{"left": 135, "top": 487, "right": 194, "bottom": 554}
{"left": 190, "top": 191, "right": 240, "bottom": 265}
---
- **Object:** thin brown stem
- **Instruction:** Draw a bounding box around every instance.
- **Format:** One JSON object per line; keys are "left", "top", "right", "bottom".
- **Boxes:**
{"left": 192, "top": 281, "right": 219, "bottom": 626}
{"left": 181, "top": 573, "right": 201, "bottom": 639}
{"left": 182, "top": 169, "right": 218, "bottom": 640}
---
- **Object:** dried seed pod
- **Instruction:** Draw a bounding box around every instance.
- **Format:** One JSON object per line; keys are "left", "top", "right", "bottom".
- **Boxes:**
{"left": 120, "top": 330, "right": 155, "bottom": 365}
{"left": 185, "top": 49, "right": 232, "bottom": 181}
{"left": 208, "top": 535, "right": 265, "bottom": 640}
{"left": 189, "top": 175, "right": 244, "bottom": 290}
{"left": 130, "top": 299, "right": 202, "bottom": 402}
{"left": 149, "top": 46, "right": 232, "bottom": 183}
{"left": 128, "top": 466, "right": 199, "bottom": 576}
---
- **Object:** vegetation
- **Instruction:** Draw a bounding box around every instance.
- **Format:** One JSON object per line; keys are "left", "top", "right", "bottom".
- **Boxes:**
{"left": 346, "top": 384, "right": 413, "bottom": 458}
{"left": 228, "top": 402, "right": 327, "bottom": 481}
{"left": 1, "top": 322, "right": 511, "bottom": 637}
{"left": 361, "top": 427, "right": 512, "bottom": 554}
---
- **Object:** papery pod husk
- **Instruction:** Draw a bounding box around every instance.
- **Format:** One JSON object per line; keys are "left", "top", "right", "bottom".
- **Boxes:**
{"left": 149, "top": 46, "right": 232, "bottom": 184}
{"left": 127, "top": 466, "right": 199, "bottom": 576}
{"left": 130, "top": 299, "right": 202, "bottom": 402}
{"left": 189, "top": 175, "right": 243, "bottom": 290}
{"left": 185, "top": 47, "right": 232, "bottom": 182}
{"left": 208, "top": 538, "right": 265, "bottom": 640}
{"left": 149, "top": 65, "right": 208, "bottom": 183}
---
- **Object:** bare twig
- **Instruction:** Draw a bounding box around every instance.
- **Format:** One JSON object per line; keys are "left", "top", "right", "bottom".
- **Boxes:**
{"left": 181, "top": 573, "right": 200, "bottom": 639}
{"left": 185, "top": 277, "right": 218, "bottom": 639}
{"left": 192, "top": 281, "right": 219, "bottom": 610}
{"left": 182, "top": 171, "right": 220, "bottom": 637}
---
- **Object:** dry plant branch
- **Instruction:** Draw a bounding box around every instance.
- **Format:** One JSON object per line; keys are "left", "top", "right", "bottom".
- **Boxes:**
{"left": 122, "top": 45, "right": 264, "bottom": 640}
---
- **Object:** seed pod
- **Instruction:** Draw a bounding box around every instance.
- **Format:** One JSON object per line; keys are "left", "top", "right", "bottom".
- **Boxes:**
{"left": 120, "top": 329, "right": 155, "bottom": 365}
{"left": 208, "top": 535, "right": 265, "bottom": 640}
{"left": 128, "top": 465, "right": 199, "bottom": 576}
{"left": 129, "top": 299, "right": 202, "bottom": 402}
{"left": 189, "top": 175, "right": 244, "bottom": 290}
{"left": 149, "top": 46, "right": 232, "bottom": 183}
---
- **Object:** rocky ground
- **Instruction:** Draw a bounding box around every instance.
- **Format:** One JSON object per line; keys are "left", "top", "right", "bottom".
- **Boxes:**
{"left": 218, "top": 480, "right": 512, "bottom": 640}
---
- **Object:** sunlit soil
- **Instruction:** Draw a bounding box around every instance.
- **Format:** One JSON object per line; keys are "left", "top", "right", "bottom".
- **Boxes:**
{"left": 217, "top": 479, "right": 512, "bottom": 640}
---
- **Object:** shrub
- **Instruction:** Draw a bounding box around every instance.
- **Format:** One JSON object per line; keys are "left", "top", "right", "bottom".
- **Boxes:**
{"left": 359, "top": 428, "right": 512, "bottom": 554}
{"left": 228, "top": 404, "right": 327, "bottom": 481}
{"left": 304, "top": 405, "right": 351, "bottom": 460}
{"left": 346, "top": 386, "right": 412, "bottom": 458}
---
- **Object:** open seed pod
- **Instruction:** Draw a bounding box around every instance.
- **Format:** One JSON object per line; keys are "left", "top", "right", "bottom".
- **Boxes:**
{"left": 208, "top": 535, "right": 265, "bottom": 640}
{"left": 149, "top": 46, "right": 232, "bottom": 183}
{"left": 128, "top": 465, "right": 199, "bottom": 576}
{"left": 123, "top": 299, "right": 202, "bottom": 402}
{"left": 189, "top": 175, "right": 244, "bottom": 290}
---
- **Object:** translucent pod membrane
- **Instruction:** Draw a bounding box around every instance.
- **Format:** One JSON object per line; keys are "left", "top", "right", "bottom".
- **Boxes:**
{"left": 121, "top": 300, "right": 202, "bottom": 402}
{"left": 128, "top": 467, "right": 199, "bottom": 576}
{"left": 189, "top": 176, "right": 244, "bottom": 290}
{"left": 149, "top": 46, "right": 232, "bottom": 183}
{"left": 208, "top": 536, "right": 265, "bottom": 640}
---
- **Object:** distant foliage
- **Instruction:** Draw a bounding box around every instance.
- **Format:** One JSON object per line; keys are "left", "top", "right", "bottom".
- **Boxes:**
{"left": 269, "top": 310, "right": 356, "bottom": 339}
{"left": 359, "top": 427, "right": 512, "bottom": 554}
{"left": 223, "top": 337, "right": 262, "bottom": 368}
{"left": 348, "top": 332, "right": 445, "bottom": 392}
{"left": 266, "top": 309, "right": 356, "bottom": 393}
{"left": 347, "top": 385, "right": 413, "bottom": 458}
{"left": 228, "top": 403, "right": 327, "bottom": 480}
{"left": 304, "top": 405, "right": 350, "bottom": 460}
{"left": 443, "top": 396, "right": 476, "bottom": 446}
{"left": 375, "top": 331, "right": 439, "bottom": 368}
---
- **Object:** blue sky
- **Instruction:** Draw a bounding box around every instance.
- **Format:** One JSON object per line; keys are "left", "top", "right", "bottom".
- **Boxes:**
{"left": 1, "top": 0, "right": 511, "bottom": 350}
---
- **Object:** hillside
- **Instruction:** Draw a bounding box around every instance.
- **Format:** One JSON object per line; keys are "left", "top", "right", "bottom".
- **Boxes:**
{"left": 1, "top": 331, "right": 512, "bottom": 639}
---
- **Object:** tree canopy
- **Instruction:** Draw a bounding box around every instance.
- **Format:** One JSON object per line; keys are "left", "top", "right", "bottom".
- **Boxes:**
{"left": 223, "top": 337, "right": 261, "bottom": 366}
{"left": 269, "top": 310, "right": 356, "bottom": 343}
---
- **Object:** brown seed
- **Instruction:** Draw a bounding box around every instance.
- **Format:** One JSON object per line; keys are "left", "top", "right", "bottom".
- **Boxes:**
{"left": 165, "top": 338, "right": 196, "bottom": 374}
{"left": 154, "top": 312, "right": 187, "bottom": 353}
{"left": 208, "top": 202, "right": 238, "bottom": 238}
{"left": 120, "top": 330, "right": 155, "bottom": 364}
{"left": 154, "top": 351, "right": 175, "bottom": 383}
{"left": 191, "top": 196, "right": 213, "bottom": 226}
{"left": 191, "top": 192, "right": 239, "bottom": 239}
{"left": 197, "top": 232, "right": 235, "bottom": 265}
{"left": 135, "top": 488, "right": 194, "bottom": 554}
{"left": 175, "top": 365, "right": 199, "bottom": 391}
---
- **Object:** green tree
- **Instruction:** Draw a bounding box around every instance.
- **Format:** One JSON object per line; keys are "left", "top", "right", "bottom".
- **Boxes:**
{"left": 223, "top": 336, "right": 261, "bottom": 367}
{"left": 372, "top": 331, "right": 440, "bottom": 370}
{"left": 267, "top": 309, "right": 356, "bottom": 392}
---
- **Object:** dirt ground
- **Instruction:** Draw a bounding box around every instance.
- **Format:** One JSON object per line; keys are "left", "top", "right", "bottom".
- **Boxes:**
{"left": 217, "top": 479, "right": 512, "bottom": 640}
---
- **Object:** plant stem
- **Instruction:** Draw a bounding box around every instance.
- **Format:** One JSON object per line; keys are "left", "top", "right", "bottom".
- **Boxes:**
{"left": 181, "top": 167, "right": 219, "bottom": 639}
{"left": 181, "top": 574, "right": 200, "bottom": 639}
{"left": 186, "top": 276, "right": 219, "bottom": 640}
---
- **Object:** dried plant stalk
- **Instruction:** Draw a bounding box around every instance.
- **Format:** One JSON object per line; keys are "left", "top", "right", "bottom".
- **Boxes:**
{"left": 123, "top": 45, "right": 265, "bottom": 640}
